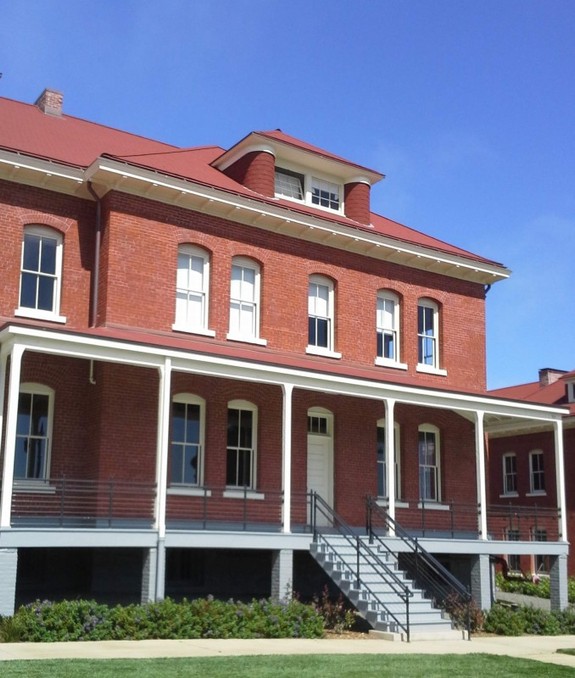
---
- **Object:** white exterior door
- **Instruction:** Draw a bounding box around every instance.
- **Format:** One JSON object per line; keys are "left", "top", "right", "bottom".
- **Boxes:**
{"left": 307, "top": 411, "right": 333, "bottom": 526}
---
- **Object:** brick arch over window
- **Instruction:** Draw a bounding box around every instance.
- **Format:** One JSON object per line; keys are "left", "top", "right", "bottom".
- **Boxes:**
{"left": 15, "top": 212, "right": 73, "bottom": 234}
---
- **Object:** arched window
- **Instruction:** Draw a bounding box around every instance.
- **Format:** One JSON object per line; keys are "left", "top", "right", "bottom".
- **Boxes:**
{"left": 170, "top": 394, "right": 206, "bottom": 486}
{"left": 17, "top": 225, "right": 65, "bottom": 322}
{"left": 418, "top": 424, "right": 440, "bottom": 502}
{"left": 417, "top": 298, "right": 441, "bottom": 372}
{"left": 307, "top": 275, "right": 339, "bottom": 357}
{"left": 376, "top": 291, "right": 405, "bottom": 367}
{"left": 173, "top": 245, "right": 213, "bottom": 336}
{"left": 227, "top": 257, "right": 265, "bottom": 344}
{"left": 15, "top": 383, "right": 54, "bottom": 481}
{"left": 226, "top": 400, "right": 257, "bottom": 488}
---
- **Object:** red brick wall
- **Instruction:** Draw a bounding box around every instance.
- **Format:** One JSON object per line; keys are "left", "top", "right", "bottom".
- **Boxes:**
{"left": 344, "top": 181, "right": 370, "bottom": 224}
{"left": 98, "top": 192, "right": 487, "bottom": 392}
{"left": 223, "top": 151, "right": 275, "bottom": 197}
{"left": 0, "top": 180, "right": 94, "bottom": 328}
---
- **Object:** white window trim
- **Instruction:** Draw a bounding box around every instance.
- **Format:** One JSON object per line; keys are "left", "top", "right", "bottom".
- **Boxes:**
{"left": 172, "top": 244, "right": 215, "bottom": 337}
{"left": 417, "top": 298, "right": 442, "bottom": 373}
{"left": 16, "top": 225, "right": 66, "bottom": 323}
{"left": 501, "top": 452, "right": 518, "bottom": 498}
{"left": 375, "top": 291, "right": 407, "bottom": 369}
{"left": 307, "top": 274, "right": 340, "bottom": 357}
{"left": 528, "top": 449, "right": 546, "bottom": 496}
{"left": 274, "top": 164, "right": 344, "bottom": 215}
{"left": 170, "top": 393, "right": 206, "bottom": 488}
{"left": 226, "top": 399, "right": 258, "bottom": 490}
{"left": 227, "top": 257, "right": 267, "bottom": 345}
{"left": 418, "top": 423, "right": 441, "bottom": 503}
{"left": 376, "top": 418, "right": 401, "bottom": 500}
{"left": 13, "top": 382, "right": 54, "bottom": 485}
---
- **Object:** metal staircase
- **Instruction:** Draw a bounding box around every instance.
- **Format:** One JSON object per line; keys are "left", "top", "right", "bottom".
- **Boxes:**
{"left": 309, "top": 493, "right": 471, "bottom": 641}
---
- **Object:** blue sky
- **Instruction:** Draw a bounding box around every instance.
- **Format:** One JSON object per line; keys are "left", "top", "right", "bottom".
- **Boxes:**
{"left": 1, "top": 0, "right": 573, "bottom": 389}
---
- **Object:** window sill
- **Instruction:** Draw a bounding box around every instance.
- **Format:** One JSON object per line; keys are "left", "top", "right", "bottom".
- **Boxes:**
{"left": 416, "top": 364, "right": 447, "bottom": 377}
{"left": 375, "top": 358, "right": 408, "bottom": 370}
{"left": 306, "top": 346, "right": 342, "bottom": 359}
{"left": 15, "top": 308, "right": 67, "bottom": 324}
{"left": 417, "top": 501, "right": 449, "bottom": 511}
{"left": 13, "top": 480, "right": 55, "bottom": 494}
{"left": 375, "top": 498, "right": 409, "bottom": 509}
{"left": 172, "top": 324, "right": 216, "bottom": 338}
{"left": 223, "top": 489, "right": 265, "bottom": 500}
{"left": 526, "top": 491, "right": 547, "bottom": 497}
{"left": 500, "top": 492, "right": 519, "bottom": 499}
{"left": 226, "top": 333, "right": 268, "bottom": 347}
{"left": 167, "top": 486, "right": 212, "bottom": 497}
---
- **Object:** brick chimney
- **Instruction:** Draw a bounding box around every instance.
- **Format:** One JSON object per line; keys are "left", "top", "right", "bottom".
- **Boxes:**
{"left": 538, "top": 368, "right": 566, "bottom": 387}
{"left": 35, "top": 88, "right": 63, "bottom": 116}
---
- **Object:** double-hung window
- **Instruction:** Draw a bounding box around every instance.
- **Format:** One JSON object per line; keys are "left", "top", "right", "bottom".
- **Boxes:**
{"left": 15, "top": 384, "right": 54, "bottom": 481}
{"left": 170, "top": 395, "right": 205, "bottom": 486}
{"left": 228, "top": 258, "right": 265, "bottom": 344}
{"left": 307, "top": 275, "right": 339, "bottom": 357}
{"left": 173, "top": 245, "right": 213, "bottom": 336}
{"left": 418, "top": 425, "right": 440, "bottom": 502}
{"left": 275, "top": 168, "right": 304, "bottom": 201}
{"left": 226, "top": 400, "right": 257, "bottom": 489}
{"left": 529, "top": 450, "right": 545, "bottom": 494}
{"left": 376, "top": 291, "right": 405, "bottom": 368}
{"left": 376, "top": 420, "right": 401, "bottom": 499}
{"left": 17, "top": 226, "right": 65, "bottom": 322}
{"left": 502, "top": 453, "right": 518, "bottom": 495}
{"left": 417, "top": 299, "right": 444, "bottom": 374}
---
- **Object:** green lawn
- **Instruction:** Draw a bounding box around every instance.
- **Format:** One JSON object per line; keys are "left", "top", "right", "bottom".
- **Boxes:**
{"left": 0, "top": 654, "right": 573, "bottom": 677}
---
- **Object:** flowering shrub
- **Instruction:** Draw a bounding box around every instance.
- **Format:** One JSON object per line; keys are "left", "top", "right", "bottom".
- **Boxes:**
{"left": 0, "top": 596, "right": 324, "bottom": 642}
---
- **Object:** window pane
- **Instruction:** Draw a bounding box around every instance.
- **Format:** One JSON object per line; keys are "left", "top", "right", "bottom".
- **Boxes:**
{"left": 37, "top": 276, "right": 55, "bottom": 311}
{"left": 16, "top": 393, "right": 32, "bottom": 435}
{"left": 185, "top": 404, "right": 200, "bottom": 444}
{"left": 171, "top": 444, "right": 184, "bottom": 484}
{"left": 239, "top": 410, "right": 253, "bottom": 448}
{"left": 315, "top": 317, "right": 329, "bottom": 348}
{"left": 226, "top": 448, "right": 238, "bottom": 485}
{"left": 26, "top": 438, "right": 46, "bottom": 478}
{"left": 31, "top": 395, "right": 49, "bottom": 436}
{"left": 20, "top": 272, "right": 38, "bottom": 308}
{"left": 183, "top": 446, "right": 199, "bottom": 484}
{"left": 40, "top": 237, "right": 57, "bottom": 275}
{"left": 227, "top": 409, "right": 239, "bottom": 447}
{"left": 22, "top": 235, "right": 40, "bottom": 271}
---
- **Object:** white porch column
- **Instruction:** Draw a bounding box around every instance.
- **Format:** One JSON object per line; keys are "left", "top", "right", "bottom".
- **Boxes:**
{"left": 0, "top": 345, "right": 24, "bottom": 529}
{"left": 553, "top": 418, "right": 567, "bottom": 541}
{"left": 384, "top": 398, "right": 396, "bottom": 529}
{"left": 154, "top": 358, "right": 171, "bottom": 601}
{"left": 474, "top": 410, "right": 488, "bottom": 540}
{"left": 281, "top": 383, "right": 294, "bottom": 534}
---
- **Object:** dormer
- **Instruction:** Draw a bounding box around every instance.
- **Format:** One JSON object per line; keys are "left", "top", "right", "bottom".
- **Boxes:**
{"left": 212, "top": 130, "right": 384, "bottom": 226}
{"left": 563, "top": 371, "right": 575, "bottom": 404}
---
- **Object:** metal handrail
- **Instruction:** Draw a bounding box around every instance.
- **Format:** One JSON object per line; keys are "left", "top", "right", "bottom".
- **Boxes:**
{"left": 310, "top": 492, "right": 413, "bottom": 641}
{"left": 366, "top": 496, "right": 472, "bottom": 638}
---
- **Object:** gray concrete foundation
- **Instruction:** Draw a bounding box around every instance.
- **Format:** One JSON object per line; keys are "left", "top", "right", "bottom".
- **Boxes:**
{"left": 142, "top": 547, "right": 158, "bottom": 604}
{"left": 549, "top": 553, "right": 568, "bottom": 611}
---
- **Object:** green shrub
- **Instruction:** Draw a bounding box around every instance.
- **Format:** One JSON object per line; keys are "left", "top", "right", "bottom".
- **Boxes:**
{"left": 484, "top": 603, "right": 575, "bottom": 636}
{"left": 5, "top": 596, "right": 325, "bottom": 643}
{"left": 483, "top": 604, "right": 526, "bottom": 636}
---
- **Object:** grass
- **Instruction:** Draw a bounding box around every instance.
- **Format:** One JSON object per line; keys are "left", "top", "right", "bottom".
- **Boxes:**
{"left": 0, "top": 654, "right": 573, "bottom": 677}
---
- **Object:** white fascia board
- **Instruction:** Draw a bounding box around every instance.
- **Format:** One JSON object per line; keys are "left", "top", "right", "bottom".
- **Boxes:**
{"left": 2, "top": 325, "right": 567, "bottom": 425}
{"left": 86, "top": 158, "right": 509, "bottom": 284}
{"left": 0, "top": 149, "right": 84, "bottom": 184}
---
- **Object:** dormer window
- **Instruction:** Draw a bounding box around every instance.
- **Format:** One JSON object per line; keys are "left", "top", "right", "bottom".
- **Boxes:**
{"left": 311, "top": 177, "right": 340, "bottom": 211}
{"left": 275, "top": 168, "right": 304, "bottom": 201}
{"left": 274, "top": 166, "right": 343, "bottom": 214}
{"left": 567, "top": 381, "right": 575, "bottom": 403}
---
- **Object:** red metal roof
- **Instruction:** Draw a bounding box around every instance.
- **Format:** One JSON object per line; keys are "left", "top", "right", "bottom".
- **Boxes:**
{"left": 490, "top": 375, "right": 575, "bottom": 416}
{"left": 0, "top": 93, "right": 502, "bottom": 269}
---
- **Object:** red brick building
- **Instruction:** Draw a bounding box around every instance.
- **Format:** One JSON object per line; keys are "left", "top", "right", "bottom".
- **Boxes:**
{"left": 489, "top": 369, "right": 575, "bottom": 575}
{"left": 0, "top": 89, "right": 569, "bottom": 630}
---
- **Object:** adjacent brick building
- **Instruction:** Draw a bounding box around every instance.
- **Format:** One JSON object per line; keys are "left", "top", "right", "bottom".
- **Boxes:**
{"left": 0, "top": 90, "right": 569, "bottom": 622}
